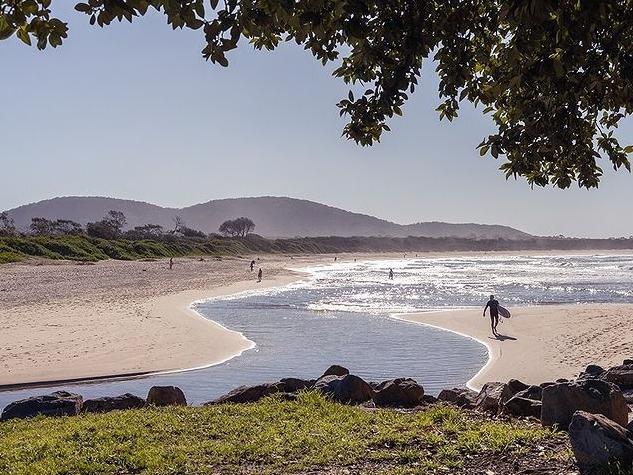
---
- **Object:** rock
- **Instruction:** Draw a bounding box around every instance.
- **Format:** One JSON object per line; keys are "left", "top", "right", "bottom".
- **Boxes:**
{"left": 540, "top": 382, "right": 556, "bottom": 388}
{"left": 578, "top": 364, "right": 606, "bottom": 380}
{"left": 82, "top": 393, "right": 146, "bottom": 413}
{"left": 146, "top": 386, "right": 187, "bottom": 407}
{"left": 1, "top": 391, "right": 83, "bottom": 421}
{"left": 502, "top": 396, "right": 542, "bottom": 418}
{"left": 205, "top": 383, "right": 282, "bottom": 405}
{"left": 541, "top": 380, "right": 628, "bottom": 428}
{"left": 475, "top": 382, "right": 514, "bottom": 414}
{"left": 602, "top": 364, "right": 633, "bottom": 390}
{"left": 320, "top": 365, "right": 349, "bottom": 379}
{"left": 437, "top": 388, "right": 477, "bottom": 409}
{"left": 373, "top": 378, "right": 424, "bottom": 408}
{"left": 313, "top": 374, "right": 374, "bottom": 404}
{"left": 623, "top": 389, "right": 633, "bottom": 405}
{"left": 569, "top": 411, "right": 633, "bottom": 469}
{"left": 624, "top": 359, "right": 633, "bottom": 366}
{"left": 514, "top": 385, "right": 543, "bottom": 401}
{"left": 422, "top": 394, "right": 438, "bottom": 405}
{"left": 507, "top": 379, "right": 530, "bottom": 394}
{"left": 278, "top": 378, "right": 313, "bottom": 393}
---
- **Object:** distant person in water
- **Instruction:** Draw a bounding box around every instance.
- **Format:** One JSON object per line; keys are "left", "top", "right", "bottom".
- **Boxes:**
{"left": 388, "top": 268, "right": 394, "bottom": 280}
{"left": 250, "top": 260, "right": 255, "bottom": 272}
{"left": 483, "top": 295, "right": 500, "bottom": 335}
{"left": 169, "top": 257, "right": 173, "bottom": 270}
{"left": 257, "top": 268, "right": 263, "bottom": 282}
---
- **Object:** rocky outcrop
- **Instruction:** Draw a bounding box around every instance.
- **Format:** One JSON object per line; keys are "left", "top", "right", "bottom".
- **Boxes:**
{"left": 204, "top": 378, "right": 314, "bottom": 405}
{"left": 1, "top": 391, "right": 83, "bottom": 421}
{"left": 475, "top": 382, "right": 514, "bottom": 414}
{"left": 313, "top": 374, "right": 374, "bottom": 404}
{"left": 541, "top": 380, "right": 628, "bottom": 428}
{"left": 502, "top": 396, "right": 542, "bottom": 418}
{"left": 320, "top": 365, "right": 349, "bottom": 379}
{"left": 146, "top": 386, "right": 187, "bottom": 407}
{"left": 437, "top": 388, "right": 477, "bottom": 409}
{"left": 205, "top": 383, "right": 283, "bottom": 405}
{"left": 514, "top": 385, "right": 543, "bottom": 401}
{"left": 569, "top": 411, "right": 633, "bottom": 470}
{"left": 507, "top": 379, "right": 530, "bottom": 394}
{"left": 82, "top": 394, "right": 146, "bottom": 413}
{"left": 602, "top": 364, "right": 633, "bottom": 390}
{"left": 373, "top": 378, "right": 424, "bottom": 408}
{"left": 577, "top": 364, "right": 606, "bottom": 381}
{"left": 278, "top": 378, "right": 314, "bottom": 393}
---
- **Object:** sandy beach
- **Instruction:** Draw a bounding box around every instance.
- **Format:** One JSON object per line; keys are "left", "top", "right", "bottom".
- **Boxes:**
{"left": 3, "top": 251, "right": 633, "bottom": 391}
{"left": 398, "top": 303, "right": 633, "bottom": 391}
{"left": 0, "top": 255, "right": 328, "bottom": 387}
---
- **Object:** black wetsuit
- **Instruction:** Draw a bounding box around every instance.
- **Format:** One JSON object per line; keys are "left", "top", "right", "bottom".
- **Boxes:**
{"left": 484, "top": 299, "right": 500, "bottom": 330}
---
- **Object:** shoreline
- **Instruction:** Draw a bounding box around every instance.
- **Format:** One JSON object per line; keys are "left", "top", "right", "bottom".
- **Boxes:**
{"left": 398, "top": 303, "right": 633, "bottom": 391}
{"left": 3, "top": 250, "right": 633, "bottom": 393}
{"left": 0, "top": 271, "right": 309, "bottom": 393}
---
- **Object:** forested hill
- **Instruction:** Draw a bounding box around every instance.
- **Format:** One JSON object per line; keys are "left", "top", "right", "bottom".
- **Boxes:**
{"left": 5, "top": 196, "right": 532, "bottom": 240}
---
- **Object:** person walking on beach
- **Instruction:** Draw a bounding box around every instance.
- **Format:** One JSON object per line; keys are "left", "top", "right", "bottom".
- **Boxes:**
{"left": 169, "top": 257, "right": 173, "bottom": 270}
{"left": 388, "top": 268, "right": 394, "bottom": 280}
{"left": 483, "top": 295, "right": 500, "bottom": 335}
{"left": 257, "top": 268, "right": 263, "bottom": 283}
{"left": 250, "top": 260, "right": 255, "bottom": 272}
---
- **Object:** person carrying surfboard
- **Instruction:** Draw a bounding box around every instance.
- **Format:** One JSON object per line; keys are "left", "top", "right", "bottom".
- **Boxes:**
{"left": 483, "top": 295, "right": 500, "bottom": 336}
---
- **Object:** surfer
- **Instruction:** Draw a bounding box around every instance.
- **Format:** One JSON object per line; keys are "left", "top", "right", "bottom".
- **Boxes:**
{"left": 388, "top": 268, "right": 394, "bottom": 280}
{"left": 257, "top": 268, "right": 263, "bottom": 283}
{"left": 483, "top": 295, "right": 500, "bottom": 335}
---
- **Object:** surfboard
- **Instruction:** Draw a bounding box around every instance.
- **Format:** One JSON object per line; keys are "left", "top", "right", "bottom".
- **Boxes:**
{"left": 498, "top": 306, "right": 511, "bottom": 318}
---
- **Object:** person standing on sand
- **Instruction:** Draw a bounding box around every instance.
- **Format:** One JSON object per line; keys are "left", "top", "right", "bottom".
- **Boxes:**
{"left": 257, "top": 268, "right": 263, "bottom": 283}
{"left": 169, "top": 257, "right": 173, "bottom": 270}
{"left": 250, "top": 260, "right": 255, "bottom": 272}
{"left": 389, "top": 268, "right": 394, "bottom": 280}
{"left": 483, "top": 295, "right": 500, "bottom": 335}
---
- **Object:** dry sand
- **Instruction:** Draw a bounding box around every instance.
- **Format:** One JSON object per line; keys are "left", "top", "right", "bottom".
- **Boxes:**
{"left": 398, "top": 304, "right": 633, "bottom": 391}
{"left": 0, "top": 255, "right": 327, "bottom": 387}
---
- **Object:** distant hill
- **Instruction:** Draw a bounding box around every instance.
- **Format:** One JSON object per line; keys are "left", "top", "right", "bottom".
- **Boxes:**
{"left": 4, "top": 196, "right": 533, "bottom": 239}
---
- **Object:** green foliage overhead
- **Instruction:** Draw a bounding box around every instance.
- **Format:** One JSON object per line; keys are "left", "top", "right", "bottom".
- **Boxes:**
{"left": 3, "top": 0, "right": 633, "bottom": 188}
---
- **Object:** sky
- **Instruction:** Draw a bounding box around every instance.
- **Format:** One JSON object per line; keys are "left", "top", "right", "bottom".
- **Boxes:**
{"left": 2, "top": 5, "right": 633, "bottom": 238}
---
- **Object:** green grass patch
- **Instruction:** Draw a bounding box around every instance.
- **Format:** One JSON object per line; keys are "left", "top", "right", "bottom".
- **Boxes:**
{"left": 0, "top": 393, "right": 556, "bottom": 475}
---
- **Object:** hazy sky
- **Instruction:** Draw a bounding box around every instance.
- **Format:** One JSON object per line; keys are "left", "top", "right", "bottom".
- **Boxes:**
{"left": 2, "top": 5, "right": 633, "bottom": 238}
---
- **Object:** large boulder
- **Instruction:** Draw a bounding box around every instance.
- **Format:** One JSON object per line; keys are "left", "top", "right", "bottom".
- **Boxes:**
{"left": 602, "top": 364, "right": 633, "bottom": 390}
{"left": 278, "top": 378, "right": 314, "bottom": 393}
{"left": 373, "top": 378, "right": 424, "bottom": 408}
{"left": 313, "top": 374, "right": 374, "bottom": 404}
{"left": 1, "top": 391, "right": 83, "bottom": 421}
{"left": 541, "top": 380, "right": 628, "bottom": 428}
{"left": 569, "top": 411, "right": 633, "bottom": 470}
{"left": 146, "top": 386, "right": 187, "bottom": 407}
{"left": 475, "top": 382, "right": 514, "bottom": 414}
{"left": 437, "top": 388, "right": 477, "bottom": 409}
{"left": 205, "top": 383, "right": 283, "bottom": 405}
{"left": 502, "top": 396, "right": 542, "bottom": 418}
{"left": 507, "top": 379, "right": 530, "bottom": 394}
{"left": 577, "top": 364, "right": 606, "bottom": 381}
{"left": 319, "top": 365, "right": 349, "bottom": 379}
{"left": 82, "top": 393, "right": 146, "bottom": 413}
{"left": 514, "top": 385, "right": 543, "bottom": 401}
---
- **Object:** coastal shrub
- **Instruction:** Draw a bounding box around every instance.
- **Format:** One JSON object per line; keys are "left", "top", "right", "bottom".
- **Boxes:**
{"left": 0, "top": 393, "right": 560, "bottom": 474}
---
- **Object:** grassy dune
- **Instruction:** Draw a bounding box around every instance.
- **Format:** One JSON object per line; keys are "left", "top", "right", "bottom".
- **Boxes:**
{"left": 0, "top": 393, "right": 569, "bottom": 475}
{"left": 0, "top": 234, "right": 329, "bottom": 264}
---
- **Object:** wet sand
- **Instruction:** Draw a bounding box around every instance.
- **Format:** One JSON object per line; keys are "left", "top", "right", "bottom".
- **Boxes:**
{"left": 398, "top": 304, "right": 633, "bottom": 390}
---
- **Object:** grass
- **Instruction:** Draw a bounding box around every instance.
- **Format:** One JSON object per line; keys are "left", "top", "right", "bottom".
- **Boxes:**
{"left": 0, "top": 393, "right": 560, "bottom": 475}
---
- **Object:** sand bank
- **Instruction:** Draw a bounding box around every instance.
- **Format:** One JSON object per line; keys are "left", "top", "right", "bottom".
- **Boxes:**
{"left": 398, "top": 303, "right": 633, "bottom": 391}
{"left": 0, "top": 255, "right": 320, "bottom": 387}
